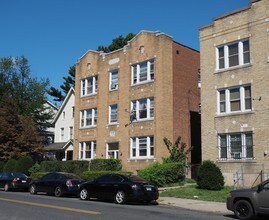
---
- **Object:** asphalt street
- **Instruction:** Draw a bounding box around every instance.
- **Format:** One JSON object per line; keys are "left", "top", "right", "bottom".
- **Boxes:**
{"left": 0, "top": 191, "right": 233, "bottom": 220}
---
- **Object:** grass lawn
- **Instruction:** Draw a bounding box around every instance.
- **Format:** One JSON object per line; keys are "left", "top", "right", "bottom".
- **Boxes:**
{"left": 160, "top": 184, "right": 234, "bottom": 203}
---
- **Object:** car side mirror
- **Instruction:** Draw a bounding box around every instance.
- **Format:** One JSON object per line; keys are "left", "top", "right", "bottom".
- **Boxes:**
{"left": 258, "top": 184, "right": 263, "bottom": 192}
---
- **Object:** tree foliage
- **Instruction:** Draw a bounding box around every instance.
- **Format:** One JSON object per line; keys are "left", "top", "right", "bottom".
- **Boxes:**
{"left": 0, "top": 56, "right": 50, "bottom": 160}
{"left": 0, "top": 98, "right": 44, "bottom": 160}
{"left": 163, "top": 136, "right": 192, "bottom": 164}
{"left": 97, "top": 33, "right": 136, "bottom": 53}
{"left": 48, "top": 65, "right": 75, "bottom": 102}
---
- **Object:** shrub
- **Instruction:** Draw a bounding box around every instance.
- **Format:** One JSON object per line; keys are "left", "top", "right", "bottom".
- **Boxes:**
{"left": 14, "top": 156, "right": 34, "bottom": 175}
{"left": 138, "top": 162, "right": 184, "bottom": 187}
{"left": 89, "top": 159, "right": 122, "bottom": 171}
{"left": 30, "top": 172, "right": 48, "bottom": 180}
{"left": 81, "top": 171, "right": 132, "bottom": 181}
{"left": 0, "top": 161, "right": 6, "bottom": 172}
{"left": 61, "top": 161, "right": 89, "bottom": 176}
{"left": 40, "top": 160, "right": 62, "bottom": 172}
{"left": 196, "top": 160, "right": 224, "bottom": 190}
{"left": 3, "top": 159, "right": 17, "bottom": 172}
{"left": 28, "top": 163, "right": 41, "bottom": 175}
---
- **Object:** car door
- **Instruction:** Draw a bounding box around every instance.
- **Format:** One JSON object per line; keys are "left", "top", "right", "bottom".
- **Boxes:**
{"left": 38, "top": 173, "right": 56, "bottom": 193}
{"left": 93, "top": 174, "right": 111, "bottom": 200}
{"left": 257, "top": 181, "right": 269, "bottom": 214}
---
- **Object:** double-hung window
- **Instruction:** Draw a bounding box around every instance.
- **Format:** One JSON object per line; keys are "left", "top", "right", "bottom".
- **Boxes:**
{"left": 81, "top": 76, "right": 98, "bottom": 96}
{"left": 131, "top": 60, "right": 154, "bottom": 85}
{"left": 80, "top": 108, "right": 98, "bottom": 128}
{"left": 131, "top": 97, "right": 154, "bottom": 121}
{"left": 109, "top": 104, "right": 118, "bottom": 124}
{"left": 79, "top": 141, "right": 96, "bottom": 160}
{"left": 109, "top": 70, "right": 118, "bottom": 91}
{"left": 217, "top": 39, "right": 250, "bottom": 70}
{"left": 106, "top": 142, "right": 119, "bottom": 159}
{"left": 218, "top": 85, "right": 251, "bottom": 114}
{"left": 130, "top": 136, "right": 154, "bottom": 159}
{"left": 218, "top": 133, "right": 253, "bottom": 160}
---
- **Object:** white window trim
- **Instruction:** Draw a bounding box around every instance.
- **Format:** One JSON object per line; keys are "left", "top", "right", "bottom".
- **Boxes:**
{"left": 131, "top": 60, "right": 154, "bottom": 85}
{"left": 217, "top": 85, "right": 251, "bottom": 114}
{"left": 80, "top": 108, "right": 97, "bottom": 128}
{"left": 79, "top": 141, "right": 96, "bottom": 160}
{"left": 130, "top": 136, "right": 154, "bottom": 159}
{"left": 81, "top": 76, "right": 98, "bottom": 97}
{"left": 216, "top": 39, "right": 250, "bottom": 71}
{"left": 109, "top": 70, "right": 118, "bottom": 91}
{"left": 106, "top": 143, "right": 119, "bottom": 159}
{"left": 131, "top": 97, "right": 154, "bottom": 121}
{"left": 218, "top": 133, "right": 253, "bottom": 160}
{"left": 109, "top": 104, "right": 118, "bottom": 124}
{"left": 60, "top": 128, "right": 64, "bottom": 141}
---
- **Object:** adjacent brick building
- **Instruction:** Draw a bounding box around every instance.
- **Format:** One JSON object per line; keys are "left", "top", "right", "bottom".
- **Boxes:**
{"left": 200, "top": 0, "right": 269, "bottom": 185}
{"left": 74, "top": 30, "right": 200, "bottom": 172}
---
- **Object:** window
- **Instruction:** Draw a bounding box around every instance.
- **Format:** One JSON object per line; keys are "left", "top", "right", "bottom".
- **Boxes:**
{"left": 131, "top": 60, "right": 154, "bottom": 85}
{"left": 217, "top": 39, "right": 250, "bottom": 70}
{"left": 69, "top": 126, "right": 73, "bottom": 139}
{"left": 109, "top": 104, "right": 118, "bottom": 124}
{"left": 106, "top": 142, "right": 119, "bottom": 159}
{"left": 79, "top": 141, "right": 96, "bottom": 160}
{"left": 131, "top": 97, "right": 154, "bottom": 121}
{"left": 80, "top": 108, "right": 98, "bottom": 127}
{"left": 60, "top": 128, "right": 64, "bottom": 141}
{"left": 62, "top": 111, "right": 65, "bottom": 120}
{"left": 218, "top": 133, "right": 253, "bottom": 160}
{"left": 131, "top": 136, "right": 154, "bottom": 159}
{"left": 81, "top": 76, "right": 98, "bottom": 96}
{"left": 72, "top": 106, "right": 75, "bottom": 118}
{"left": 218, "top": 85, "right": 251, "bottom": 114}
{"left": 109, "top": 70, "right": 118, "bottom": 91}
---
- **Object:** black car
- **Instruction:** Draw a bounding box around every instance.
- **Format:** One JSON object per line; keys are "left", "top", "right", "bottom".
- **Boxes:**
{"left": 0, "top": 172, "right": 31, "bottom": 191}
{"left": 29, "top": 172, "right": 84, "bottom": 197}
{"left": 227, "top": 179, "right": 269, "bottom": 220}
{"left": 79, "top": 174, "right": 159, "bottom": 204}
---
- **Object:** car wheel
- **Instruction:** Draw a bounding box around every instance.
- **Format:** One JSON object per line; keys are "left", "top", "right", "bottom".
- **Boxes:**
{"left": 234, "top": 200, "right": 254, "bottom": 220}
{"left": 80, "top": 188, "right": 89, "bottom": 200}
{"left": 54, "top": 186, "right": 63, "bottom": 197}
{"left": 114, "top": 190, "right": 126, "bottom": 204}
{"left": 4, "top": 183, "right": 9, "bottom": 192}
{"left": 29, "top": 184, "right": 37, "bottom": 195}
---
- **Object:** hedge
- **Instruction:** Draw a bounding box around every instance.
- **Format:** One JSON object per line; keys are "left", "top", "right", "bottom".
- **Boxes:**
{"left": 30, "top": 172, "right": 49, "bottom": 180}
{"left": 3, "top": 159, "right": 17, "bottom": 172}
{"left": 137, "top": 162, "right": 184, "bottom": 187}
{"left": 0, "top": 161, "right": 5, "bottom": 172}
{"left": 89, "top": 159, "right": 122, "bottom": 171}
{"left": 81, "top": 170, "right": 132, "bottom": 181}
{"left": 14, "top": 156, "right": 34, "bottom": 175}
{"left": 39, "top": 160, "right": 89, "bottom": 176}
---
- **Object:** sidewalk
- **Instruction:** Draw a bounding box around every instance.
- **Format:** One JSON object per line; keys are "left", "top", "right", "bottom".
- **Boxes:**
{"left": 158, "top": 197, "right": 233, "bottom": 215}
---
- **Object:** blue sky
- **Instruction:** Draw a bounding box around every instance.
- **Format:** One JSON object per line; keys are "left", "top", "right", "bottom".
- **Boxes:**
{"left": 1, "top": 0, "right": 249, "bottom": 92}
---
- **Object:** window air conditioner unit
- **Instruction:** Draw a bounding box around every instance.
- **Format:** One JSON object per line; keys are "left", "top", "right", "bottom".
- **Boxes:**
{"left": 111, "top": 83, "right": 118, "bottom": 90}
{"left": 232, "top": 152, "right": 242, "bottom": 159}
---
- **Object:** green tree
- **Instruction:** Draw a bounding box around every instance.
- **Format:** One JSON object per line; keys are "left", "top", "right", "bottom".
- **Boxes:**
{"left": 97, "top": 33, "right": 136, "bottom": 53}
{"left": 14, "top": 156, "right": 34, "bottom": 175}
{"left": 0, "top": 98, "right": 44, "bottom": 160}
{"left": 3, "top": 159, "right": 17, "bottom": 172}
{"left": 48, "top": 65, "right": 75, "bottom": 102}
{"left": 163, "top": 136, "right": 192, "bottom": 164}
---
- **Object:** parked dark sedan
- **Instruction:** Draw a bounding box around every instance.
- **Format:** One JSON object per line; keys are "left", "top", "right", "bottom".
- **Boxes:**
{"left": 79, "top": 174, "right": 159, "bottom": 204}
{"left": 29, "top": 172, "right": 84, "bottom": 197}
{"left": 0, "top": 172, "right": 30, "bottom": 191}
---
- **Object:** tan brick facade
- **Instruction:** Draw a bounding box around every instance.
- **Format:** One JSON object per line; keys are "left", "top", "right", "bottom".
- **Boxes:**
{"left": 74, "top": 31, "right": 199, "bottom": 173}
{"left": 200, "top": 0, "right": 269, "bottom": 185}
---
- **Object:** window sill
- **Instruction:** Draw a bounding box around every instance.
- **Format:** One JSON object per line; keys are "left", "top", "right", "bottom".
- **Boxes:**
{"left": 80, "top": 93, "right": 98, "bottom": 98}
{"left": 217, "top": 158, "right": 255, "bottom": 163}
{"left": 216, "top": 111, "right": 254, "bottom": 118}
{"left": 131, "top": 80, "right": 154, "bottom": 87}
{"left": 107, "top": 123, "right": 119, "bottom": 127}
{"left": 133, "top": 118, "right": 154, "bottom": 123}
{"left": 128, "top": 158, "right": 156, "bottom": 162}
{"left": 214, "top": 63, "right": 252, "bottom": 74}
{"left": 79, "top": 126, "right": 97, "bottom": 130}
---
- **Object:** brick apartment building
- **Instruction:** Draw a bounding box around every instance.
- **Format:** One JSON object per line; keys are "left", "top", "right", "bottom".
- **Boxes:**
{"left": 74, "top": 30, "right": 200, "bottom": 173}
{"left": 200, "top": 0, "right": 269, "bottom": 186}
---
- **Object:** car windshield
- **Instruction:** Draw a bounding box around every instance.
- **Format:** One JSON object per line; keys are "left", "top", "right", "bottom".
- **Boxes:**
{"left": 128, "top": 175, "right": 147, "bottom": 183}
